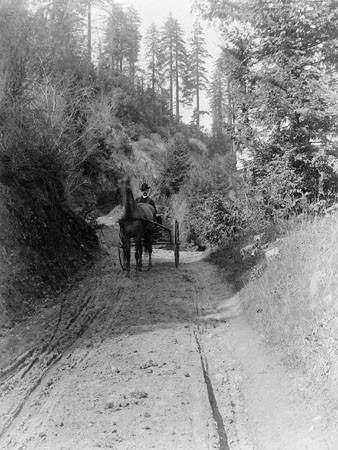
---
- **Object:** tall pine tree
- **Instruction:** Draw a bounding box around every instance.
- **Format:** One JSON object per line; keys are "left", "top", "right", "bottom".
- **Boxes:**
{"left": 209, "top": 54, "right": 232, "bottom": 154}
{"left": 103, "top": 2, "right": 141, "bottom": 82}
{"left": 145, "top": 23, "right": 162, "bottom": 93}
{"left": 125, "top": 5, "right": 141, "bottom": 85}
{"left": 161, "top": 15, "right": 187, "bottom": 124}
{"left": 144, "top": 23, "right": 168, "bottom": 126}
{"left": 185, "top": 20, "right": 210, "bottom": 128}
{"left": 34, "top": 0, "right": 86, "bottom": 77}
{"left": 105, "top": 1, "right": 126, "bottom": 75}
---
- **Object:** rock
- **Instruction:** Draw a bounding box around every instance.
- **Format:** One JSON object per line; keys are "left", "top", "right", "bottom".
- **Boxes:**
{"left": 111, "top": 365, "right": 120, "bottom": 374}
{"left": 119, "top": 400, "right": 130, "bottom": 408}
{"left": 130, "top": 390, "right": 148, "bottom": 399}
{"left": 322, "top": 294, "right": 333, "bottom": 307}
{"left": 139, "top": 360, "right": 157, "bottom": 369}
{"left": 311, "top": 415, "right": 326, "bottom": 431}
{"left": 265, "top": 247, "right": 279, "bottom": 260}
{"left": 104, "top": 401, "right": 115, "bottom": 410}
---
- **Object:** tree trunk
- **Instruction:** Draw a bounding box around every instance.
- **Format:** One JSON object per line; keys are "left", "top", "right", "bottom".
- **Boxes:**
{"left": 175, "top": 40, "right": 179, "bottom": 124}
{"left": 169, "top": 35, "right": 173, "bottom": 122}
{"left": 227, "top": 77, "right": 234, "bottom": 153}
{"left": 86, "top": 0, "right": 91, "bottom": 79}
{"left": 152, "top": 52, "right": 155, "bottom": 92}
{"left": 196, "top": 65, "right": 200, "bottom": 129}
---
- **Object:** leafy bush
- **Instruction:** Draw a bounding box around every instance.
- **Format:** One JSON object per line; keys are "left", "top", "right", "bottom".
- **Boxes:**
{"left": 189, "top": 193, "right": 243, "bottom": 249}
{"left": 246, "top": 143, "right": 338, "bottom": 224}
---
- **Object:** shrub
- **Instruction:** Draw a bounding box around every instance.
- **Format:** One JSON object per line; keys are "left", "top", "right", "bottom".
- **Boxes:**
{"left": 189, "top": 193, "right": 243, "bottom": 249}
{"left": 248, "top": 144, "right": 338, "bottom": 221}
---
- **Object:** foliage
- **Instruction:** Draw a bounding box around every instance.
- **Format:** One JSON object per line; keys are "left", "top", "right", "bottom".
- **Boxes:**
{"left": 159, "top": 134, "right": 191, "bottom": 197}
{"left": 246, "top": 141, "right": 338, "bottom": 221}
{"left": 197, "top": 0, "right": 338, "bottom": 226}
{"left": 0, "top": 1, "right": 31, "bottom": 100}
{"left": 189, "top": 192, "right": 242, "bottom": 248}
{"left": 178, "top": 151, "right": 240, "bottom": 247}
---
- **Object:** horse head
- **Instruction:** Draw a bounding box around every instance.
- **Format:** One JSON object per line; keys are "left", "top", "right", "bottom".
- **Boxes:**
{"left": 120, "top": 176, "right": 137, "bottom": 221}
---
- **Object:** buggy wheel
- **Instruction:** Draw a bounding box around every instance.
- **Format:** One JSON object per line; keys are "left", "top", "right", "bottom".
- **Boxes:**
{"left": 174, "top": 220, "right": 180, "bottom": 267}
{"left": 118, "top": 245, "right": 127, "bottom": 271}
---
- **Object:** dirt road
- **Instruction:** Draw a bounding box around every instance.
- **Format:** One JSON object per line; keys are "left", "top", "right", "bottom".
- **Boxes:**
{"left": 1, "top": 243, "right": 338, "bottom": 449}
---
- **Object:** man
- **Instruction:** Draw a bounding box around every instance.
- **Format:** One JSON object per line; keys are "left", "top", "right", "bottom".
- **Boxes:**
{"left": 136, "top": 182, "right": 158, "bottom": 216}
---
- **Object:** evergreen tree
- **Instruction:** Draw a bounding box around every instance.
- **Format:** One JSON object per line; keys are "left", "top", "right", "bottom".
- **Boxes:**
{"left": 160, "top": 133, "right": 191, "bottom": 196}
{"left": 161, "top": 15, "right": 187, "bottom": 123}
{"left": 103, "top": 2, "right": 141, "bottom": 81}
{"left": 144, "top": 23, "right": 168, "bottom": 126}
{"left": 173, "top": 19, "right": 187, "bottom": 124}
{"left": 104, "top": 1, "right": 127, "bottom": 75}
{"left": 209, "top": 54, "right": 232, "bottom": 153}
{"left": 34, "top": 0, "right": 86, "bottom": 77}
{"left": 125, "top": 5, "right": 141, "bottom": 84}
{"left": 185, "top": 20, "right": 210, "bottom": 128}
{"left": 161, "top": 14, "right": 175, "bottom": 121}
{"left": 145, "top": 23, "right": 162, "bottom": 93}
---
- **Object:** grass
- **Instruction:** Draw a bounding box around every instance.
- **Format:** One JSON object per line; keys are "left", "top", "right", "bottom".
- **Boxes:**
{"left": 240, "top": 212, "right": 338, "bottom": 385}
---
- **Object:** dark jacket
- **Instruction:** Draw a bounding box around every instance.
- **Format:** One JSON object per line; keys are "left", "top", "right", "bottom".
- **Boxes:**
{"left": 136, "top": 196, "right": 157, "bottom": 215}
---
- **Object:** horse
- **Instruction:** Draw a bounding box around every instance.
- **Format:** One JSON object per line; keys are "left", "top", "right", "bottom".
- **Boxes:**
{"left": 118, "top": 178, "right": 155, "bottom": 276}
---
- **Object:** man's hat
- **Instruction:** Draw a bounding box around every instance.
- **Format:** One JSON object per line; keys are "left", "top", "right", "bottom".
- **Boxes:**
{"left": 140, "top": 182, "right": 150, "bottom": 191}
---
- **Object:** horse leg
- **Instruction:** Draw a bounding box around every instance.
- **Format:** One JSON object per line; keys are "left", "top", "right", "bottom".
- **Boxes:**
{"left": 135, "top": 238, "right": 142, "bottom": 271}
{"left": 125, "top": 240, "right": 131, "bottom": 277}
{"left": 139, "top": 244, "right": 143, "bottom": 270}
{"left": 145, "top": 233, "right": 153, "bottom": 271}
{"left": 135, "top": 248, "right": 139, "bottom": 267}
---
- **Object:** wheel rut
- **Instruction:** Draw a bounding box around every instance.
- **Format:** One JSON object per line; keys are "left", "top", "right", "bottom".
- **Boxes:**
{"left": 194, "top": 330, "right": 230, "bottom": 450}
{"left": 1, "top": 251, "right": 234, "bottom": 450}
{"left": 0, "top": 259, "right": 128, "bottom": 444}
{"left": 188, "top": 264, "right": 231, "bottom": 450}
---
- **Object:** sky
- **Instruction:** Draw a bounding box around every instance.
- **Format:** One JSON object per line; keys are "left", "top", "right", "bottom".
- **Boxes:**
{"left": 114, "top": 0, "right": 220, "bottom": 57}
{"left": 92, "top": 0, "right": 222, "bottom": 129}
